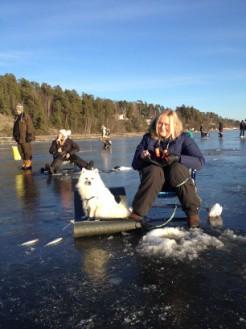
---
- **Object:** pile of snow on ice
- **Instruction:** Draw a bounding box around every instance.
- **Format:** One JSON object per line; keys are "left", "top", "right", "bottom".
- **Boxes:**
{"left": 208, "top": 203, "right": 223, "bottom": 217}
{"left": 220, "top": 229, "right": 246, "bottom": 244}
{"left": 138, "top": 227, "right": 224, "bottom": 261}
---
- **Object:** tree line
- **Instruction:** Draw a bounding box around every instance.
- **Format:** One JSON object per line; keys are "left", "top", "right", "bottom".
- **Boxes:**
{"left": 0, "top": 73, "right": 238, "bottom": 135}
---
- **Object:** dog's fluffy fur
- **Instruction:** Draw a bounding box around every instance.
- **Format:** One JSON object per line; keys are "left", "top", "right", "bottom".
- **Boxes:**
{"left": 76, "top": 168, "right": 130, "bottom": 218}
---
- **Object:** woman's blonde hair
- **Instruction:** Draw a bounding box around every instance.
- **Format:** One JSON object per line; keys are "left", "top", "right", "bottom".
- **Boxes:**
{"left": 149, "top": 109, "right": 183, "bottom": 139}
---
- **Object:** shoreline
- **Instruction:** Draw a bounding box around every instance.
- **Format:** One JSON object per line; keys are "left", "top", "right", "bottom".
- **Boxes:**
{"left": 0, "top": 128, "right": 239, "bottom": 144}
{"left": 0, "top": 132, "right": 144, "bottom": 144}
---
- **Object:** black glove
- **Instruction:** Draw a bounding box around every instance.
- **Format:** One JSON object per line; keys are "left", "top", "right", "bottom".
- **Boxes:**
{"left": 143, "top": 154, "right": 166, "bottom": 167}
{"left": 143, "top": 153, "right": 179, "bottom": 167}
{"left": 163, "top": 154, "right": 180, "bottom": 166}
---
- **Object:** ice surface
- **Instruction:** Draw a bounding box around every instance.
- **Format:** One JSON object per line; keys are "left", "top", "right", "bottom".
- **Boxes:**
{"left": 1, "top": 130, "right": 246, "bottom": 328}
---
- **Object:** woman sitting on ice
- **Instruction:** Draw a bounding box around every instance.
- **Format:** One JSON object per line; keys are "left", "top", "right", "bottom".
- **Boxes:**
{"left": 129, "top": 110, "right": 205, "bottom": 228}
{"left": 45, "top": 129, "right": 94, "bottom": 174}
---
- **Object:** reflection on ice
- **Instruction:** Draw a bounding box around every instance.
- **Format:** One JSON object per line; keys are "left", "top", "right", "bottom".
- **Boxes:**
{"left": 208, "top": 215, "right": 223, "bottom": 228}
{"left": 83, "top": 247, "right": 111, "bottom": 283}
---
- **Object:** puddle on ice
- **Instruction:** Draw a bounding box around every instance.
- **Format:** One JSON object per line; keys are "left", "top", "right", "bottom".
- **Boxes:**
{"left": 138, "top": 227, "right": 246, "bottom": 261}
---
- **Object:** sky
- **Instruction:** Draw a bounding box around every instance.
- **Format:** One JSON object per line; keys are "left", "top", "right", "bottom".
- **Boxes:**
{"left": 0, "top": 0, "right": 246, "bottom": 120}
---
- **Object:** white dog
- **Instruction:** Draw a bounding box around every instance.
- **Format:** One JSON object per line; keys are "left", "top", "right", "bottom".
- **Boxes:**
{"left": 76, "top": 168, "right": 130, "bottom": 219}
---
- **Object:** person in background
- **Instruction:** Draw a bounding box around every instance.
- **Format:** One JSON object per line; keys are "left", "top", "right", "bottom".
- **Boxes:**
{"left": 13, "top": 103, "right": 35, "bottom": 170}
{"left": 185, "top": 127, "right": 193, "bottom": 138}
{"left": 218, "top": 122, "right": 223, "bottom": 138}
{"left": 200, "top": 124, "right": 209, "bottom": 138}
{"left": 240, "top": 120, "right": 245, "bottom": 137}
{"left": 130, "top": 110, "right": 205, "bottom": 228}
{"left": 46, "top": 129, "right": 94, "bottom": 174}
{"left": 101, "top": 125, "right": 112, "bottom": 150}
{"left": 101, "top": 125, "right": 107, "bottom": 139}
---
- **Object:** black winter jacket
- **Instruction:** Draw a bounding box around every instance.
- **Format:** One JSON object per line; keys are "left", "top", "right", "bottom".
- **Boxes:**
{"left": 13, "top": 113, "right": 35, "bottom": 143}
{"left": 132, "top": 133, "right": 205, "bottom": 171}
{"left": 49, "top": 138, "right": 80, "bottom": 159}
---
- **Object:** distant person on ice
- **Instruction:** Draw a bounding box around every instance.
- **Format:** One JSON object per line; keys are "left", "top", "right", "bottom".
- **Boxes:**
{"left": 45, "top": 129, "right": 94, "bottom": 174}
{"left": 13, "top": 103, "right": 35, "bottom": 170}
{"left": 218, "top": 122, "right": 223, "bottom": 138}
{"left": 129, "top": 110, "right": 205, "bottom": 228}
{"left": 200, "top": 125, "right": 209, "bottom": 138}
{"left": 101, "top": 125, "right": 112, "bottom": 150}
{"left": 240, "top": 120, "right": 245, "bottom": 137}
{"left": 101, "top": 125, "right": 107, "bottom": 139}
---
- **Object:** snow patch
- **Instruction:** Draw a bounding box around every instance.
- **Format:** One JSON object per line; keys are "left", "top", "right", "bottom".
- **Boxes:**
{"left": 138, "top": 227, "right": 224, "bottom": 261}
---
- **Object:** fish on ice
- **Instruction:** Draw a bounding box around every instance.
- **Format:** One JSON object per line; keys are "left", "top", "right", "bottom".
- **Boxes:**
{"left": 112, "top": 166, "right": 132, "bottom": 171}
{"left": 45, "top": 237, "right": 63, "bottom": 247}
{"left": 20, "top": 239, "right": 39, "bottom": 247}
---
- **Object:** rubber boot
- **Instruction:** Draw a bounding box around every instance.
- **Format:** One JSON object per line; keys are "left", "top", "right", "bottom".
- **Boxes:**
{"left": 24, "top": 160, "right": 32, "bottom": 170}
{"left": 128, "top": 212, "right": 143, "bottom": 222}
{"left": 187, "top": 214, "right": 200, "bottom": 228}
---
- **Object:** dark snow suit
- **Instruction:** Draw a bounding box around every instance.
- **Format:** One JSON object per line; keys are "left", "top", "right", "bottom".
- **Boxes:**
{"left": 131, "top": 133, "right": 205, "bottom": 217}
{"left": 49, "top": 138, "right": 88, "bottom": 172}
{"left": 13, "top": 112, "right": 35, "bottom": 160}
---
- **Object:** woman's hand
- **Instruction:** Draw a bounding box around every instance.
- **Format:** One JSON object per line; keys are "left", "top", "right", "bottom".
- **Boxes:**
{"left": 140, "top": 150, "right": 150, "bottom": 159}
{"left": 163, "top": 153, "right": 180, "bottom": 165}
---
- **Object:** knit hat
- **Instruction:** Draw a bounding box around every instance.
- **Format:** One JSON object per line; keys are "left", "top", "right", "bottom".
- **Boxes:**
{"left": 16, "top": 103, "right": 24, "bottom": 112}
{"left": 59, "top": 129, "right": 71, "bottom": 139}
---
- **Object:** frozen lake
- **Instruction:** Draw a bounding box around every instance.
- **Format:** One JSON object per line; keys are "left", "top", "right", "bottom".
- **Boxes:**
{"left": 0, "top": 130, "right": 246, "bottom": 328}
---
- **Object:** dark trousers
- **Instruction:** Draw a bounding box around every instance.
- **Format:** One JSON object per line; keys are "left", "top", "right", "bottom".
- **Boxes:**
{"left": 17, "top": 142, "right": 32, "bottom": 160}
{"left": 50, "top": 154, "right": 88, "bottom": 172}
{"left": 132, "top": 163, "right": 201, "bottom": 217}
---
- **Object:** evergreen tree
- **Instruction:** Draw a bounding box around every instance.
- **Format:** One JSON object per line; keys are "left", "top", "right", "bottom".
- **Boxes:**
{"left": 0, "top": 73, "right": 240, "bottom": 136}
